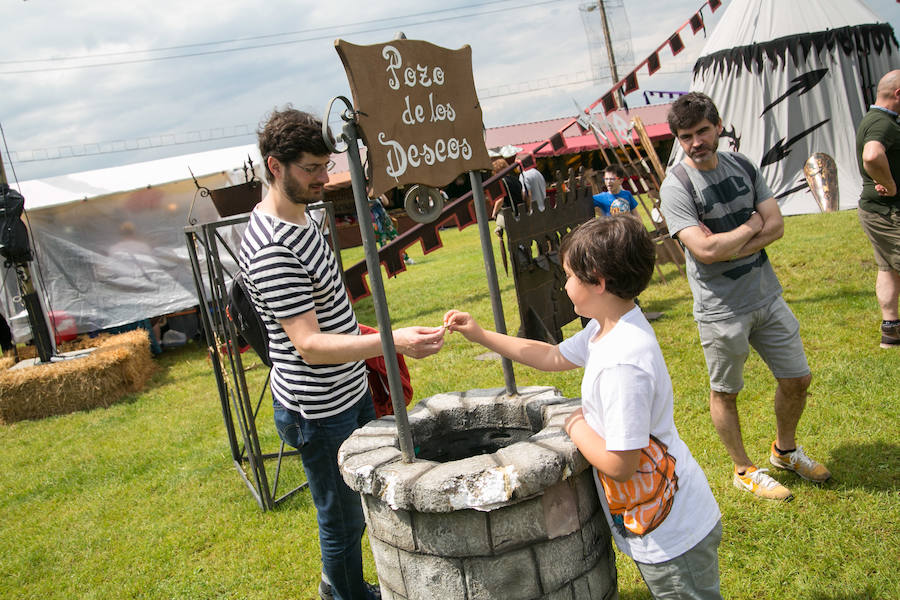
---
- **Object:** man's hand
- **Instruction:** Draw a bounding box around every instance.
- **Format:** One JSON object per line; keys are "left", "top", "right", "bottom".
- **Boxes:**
{"left": 745, "top": 210, "right": 763, "bottom": 233}
{"left": 697, "top": 221, "right": 713, "bottom": 237}
{"left": 876, "top": 181, "right": 897, "bottom": 196}
{"left": 392, "top": 326, "right": 445, "bottom": 359}
{"left": 863, "top": 140, "right": 896, "bottom": 197}
{"left": 677, "top": 208, "right": 767, "bottom": 264}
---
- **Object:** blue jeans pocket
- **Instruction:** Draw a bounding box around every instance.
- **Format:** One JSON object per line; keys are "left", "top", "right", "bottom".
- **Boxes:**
{"left": 273, "top": 405, "right": 306, "bottom": 449}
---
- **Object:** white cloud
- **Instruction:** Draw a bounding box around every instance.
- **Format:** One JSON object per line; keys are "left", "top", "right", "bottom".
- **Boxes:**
{"left": 1, "top": 0, "right": 896, "bottom": 180}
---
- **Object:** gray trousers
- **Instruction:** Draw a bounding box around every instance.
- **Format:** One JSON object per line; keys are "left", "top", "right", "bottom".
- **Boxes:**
{"left": 634, "top": 520, "right": 723, "bottom": 600}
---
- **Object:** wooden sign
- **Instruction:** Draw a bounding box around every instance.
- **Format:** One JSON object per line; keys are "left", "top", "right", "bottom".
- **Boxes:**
{"left": 335, "top": 38, "right": 492, "bottom": 198}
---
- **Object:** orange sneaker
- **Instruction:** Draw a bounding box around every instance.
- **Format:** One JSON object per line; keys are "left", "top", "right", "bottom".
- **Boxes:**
{"left": 733, "top": 466, "right": 793, "bottom": 501}
{"left": 769, "top": 443, "right": 831, "bottom": 483}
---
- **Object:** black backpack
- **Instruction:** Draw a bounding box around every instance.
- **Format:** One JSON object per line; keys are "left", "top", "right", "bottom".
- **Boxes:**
{"left": 227, "top": 273, "right": 271, "bottom": 367}
{"left": 0, "top": 186, "right": 33, "bottom": 264}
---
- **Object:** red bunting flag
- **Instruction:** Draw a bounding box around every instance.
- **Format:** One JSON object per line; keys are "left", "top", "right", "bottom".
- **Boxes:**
{"left": 669, "top": 32, "right": 685, "bottom": 55}
{"left": 624, "top": 72, "right": 639, "bottom": 94}
{"left": 647, "top": 51, "right": 661, "bottom": 75}
{"left": 601, "top": 92, "right": 617, "bottom": 115}
{"left": 690, "top": 13, "right": 704, "bottom": 34}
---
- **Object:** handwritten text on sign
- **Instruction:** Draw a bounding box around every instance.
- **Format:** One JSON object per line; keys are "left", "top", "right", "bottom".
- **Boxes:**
{"left": 335, "top": 38, "right": 491, "bottom": 197}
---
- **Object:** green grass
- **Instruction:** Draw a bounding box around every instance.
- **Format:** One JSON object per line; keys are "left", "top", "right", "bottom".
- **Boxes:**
{"left": 1, "top": 210, "right": 898, "bottom": 599}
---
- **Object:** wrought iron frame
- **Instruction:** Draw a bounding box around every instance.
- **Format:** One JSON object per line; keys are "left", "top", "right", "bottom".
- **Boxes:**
{"left": 184, "top": 203, "right": 339, "bottom": 511}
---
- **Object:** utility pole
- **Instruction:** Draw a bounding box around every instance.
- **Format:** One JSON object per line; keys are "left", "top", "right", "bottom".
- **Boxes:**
{"left": 597, "top": 0, "right": 625, "bottom": 108}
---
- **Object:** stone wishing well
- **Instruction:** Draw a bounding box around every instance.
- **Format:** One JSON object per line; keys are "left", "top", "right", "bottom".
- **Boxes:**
{"left": 338, "top": 387, "right": 617, "bottom": 600}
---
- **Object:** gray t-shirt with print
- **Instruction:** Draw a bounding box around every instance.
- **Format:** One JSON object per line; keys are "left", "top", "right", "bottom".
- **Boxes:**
{"left": 660, "top": 152, "right": 783, "bottom": 322}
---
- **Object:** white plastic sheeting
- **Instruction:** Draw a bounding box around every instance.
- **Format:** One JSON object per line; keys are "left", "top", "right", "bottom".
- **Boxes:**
{"left": 2, "top": 145, "right": 262, "bottom": 342}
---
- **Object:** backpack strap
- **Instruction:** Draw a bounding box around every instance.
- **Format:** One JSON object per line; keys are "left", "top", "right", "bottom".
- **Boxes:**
{"left": 670, "top": 152, "right": 760, "bottom": 223}
{"left": 669, "top": 162, "right": 696, "bottom": 203}
{"left": 669, "top": 161, "right": 703, "bottom": 226}
{"left": 730, "top": 153, "right": 758, "bottom": 187}
{"left": 227, "top": 273, "right": 272, "bottom": 367}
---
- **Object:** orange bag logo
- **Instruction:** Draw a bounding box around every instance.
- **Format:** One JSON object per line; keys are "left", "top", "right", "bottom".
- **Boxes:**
{"left": 599, "top": 435, "right": 678, "bottom": 537}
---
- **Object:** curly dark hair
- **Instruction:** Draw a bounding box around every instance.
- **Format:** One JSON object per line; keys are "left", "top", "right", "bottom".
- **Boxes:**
{"left": 560, "top": 216, "right": 655, "bottom": 300}
{"left": 666, "top": 92, "right": 720, "bottom": 135}
{"left": 257, "top": 106, "right": 331, "bottom": 183}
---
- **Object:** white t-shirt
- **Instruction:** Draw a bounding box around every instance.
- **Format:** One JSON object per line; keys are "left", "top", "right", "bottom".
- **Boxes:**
{"left": 558, "top": 307, "right": 720, "bottom": 564}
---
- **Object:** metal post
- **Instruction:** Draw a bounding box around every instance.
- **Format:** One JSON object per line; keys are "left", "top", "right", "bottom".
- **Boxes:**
{"left": 469, "top": 170, "right": 517, "bottom": 396}
{"left": 341, "top": 119, "right": 416, "bottom": 462}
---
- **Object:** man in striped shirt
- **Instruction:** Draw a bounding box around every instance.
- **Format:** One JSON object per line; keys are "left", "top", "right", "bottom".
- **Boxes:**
{"left": 240, "top": 107, "right": 445, "bottom": 600}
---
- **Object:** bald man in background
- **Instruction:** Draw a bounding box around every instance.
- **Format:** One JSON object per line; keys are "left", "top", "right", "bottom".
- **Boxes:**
{"left": 856, "top": 69, "right": 900, "bottom": 349}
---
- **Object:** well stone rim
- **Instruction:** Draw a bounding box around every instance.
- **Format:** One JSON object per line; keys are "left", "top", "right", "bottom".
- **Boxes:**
{"left": 338, "top": 386, "right": 587, "bottom": 513}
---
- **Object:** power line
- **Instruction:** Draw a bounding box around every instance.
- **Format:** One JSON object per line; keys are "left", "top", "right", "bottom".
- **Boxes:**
{"left": 0, "top": 0, "right": 522, "bottom": 65}
{"left": 1, "top": 0, "right": 566, "bottom": 74}
{"left": 2, "top": 66, "right": 696, "bottom": 166}
{"left": 3, "top": 128, "right": 255, "bottom": 164}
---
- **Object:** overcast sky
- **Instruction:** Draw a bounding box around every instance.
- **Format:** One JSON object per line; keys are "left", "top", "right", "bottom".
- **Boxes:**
{"left": 2, "top": 0, "right": 898, "bottom": 182}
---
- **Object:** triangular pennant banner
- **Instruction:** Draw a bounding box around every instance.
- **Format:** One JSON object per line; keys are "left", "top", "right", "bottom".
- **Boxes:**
{"left": 624, "top": 72, "right": 639, "bottom": 94}
{"left": 550, "top": 132, "right": 566, "bottom": 151}
{"left": 690, "top": 13, "right": 704, "bottom": 34}
{"left": 647, "top": 51, "right": 661, "bottom": 75}
{"left": 601, "top": 92, "right": 617, "bottom": 115}
{"left": 669, "top": 32, "right": 685, "bottom": 56}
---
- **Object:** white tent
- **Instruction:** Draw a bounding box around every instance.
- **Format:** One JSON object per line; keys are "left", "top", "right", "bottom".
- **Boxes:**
{"left": 1, "top": 145, "right": 263, "bottom": 342}
{"left": 678, "top": 0, "right": 899, "bottom": 215}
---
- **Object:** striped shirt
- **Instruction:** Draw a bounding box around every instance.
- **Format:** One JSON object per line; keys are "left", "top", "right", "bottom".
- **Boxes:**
{"left": 239, "top": 208, "right": 367, "bottom": 419}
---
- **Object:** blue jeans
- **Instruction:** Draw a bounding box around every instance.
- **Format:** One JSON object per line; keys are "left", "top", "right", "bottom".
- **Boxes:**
{"left": 274, "top": 392, "right": 376, "bottom": 600}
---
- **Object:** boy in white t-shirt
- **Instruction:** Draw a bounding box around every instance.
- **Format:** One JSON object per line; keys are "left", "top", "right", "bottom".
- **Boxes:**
{"left": 444, "top": 217, "right": 722, "bottom": 599}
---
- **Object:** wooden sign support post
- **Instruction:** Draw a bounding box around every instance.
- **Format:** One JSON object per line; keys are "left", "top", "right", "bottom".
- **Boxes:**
{"left": 468, "top": 169, "right": 517, "bottom": 396}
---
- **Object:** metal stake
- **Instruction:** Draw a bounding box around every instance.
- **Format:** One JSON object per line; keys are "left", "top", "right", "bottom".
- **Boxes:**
{"left": 340, "top": 115, "right": 417, "bottom": 462}
{"left": 469, "top": 170, "right": 517, "bottom": 396}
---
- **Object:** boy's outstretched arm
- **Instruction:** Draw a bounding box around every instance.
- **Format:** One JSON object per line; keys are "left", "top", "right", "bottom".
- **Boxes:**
{"left": 443, "top": 309, "right": 577, "bottom": 372}
{"left": 564, "top": 408, "right": 641, "bottom": 482}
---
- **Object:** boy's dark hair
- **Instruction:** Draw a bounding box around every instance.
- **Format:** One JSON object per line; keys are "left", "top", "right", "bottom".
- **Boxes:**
{"left": 603, "top": 164, "right": 626, "bottom": 179}
{"left": 560, "top": 217, "right": 655, "bottom": 300}
{"left": 666, "top": 92, "right": 720, "bottom": 134}
{"left": 257, "top": 107, "right": 331, "bottom": 183}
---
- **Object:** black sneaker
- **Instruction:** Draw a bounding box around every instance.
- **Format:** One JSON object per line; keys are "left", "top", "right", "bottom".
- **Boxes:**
{"left": 881, "top": 321, "right": 900, "bottom": 349}
{"left": 318, "top": 579, "right": 381, "bottom": 599}
{"left": 318, "top": 580, "right": 332, "bottom": 600}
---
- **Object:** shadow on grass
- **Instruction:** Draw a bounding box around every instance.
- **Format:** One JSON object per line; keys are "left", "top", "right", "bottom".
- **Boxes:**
{"left": 786, "top": 288, "right": 871, "bottom": 305}
{"left": 805, "top": 584, "right": 883, "bottom": 599}
{"left": 829, "top": 441, "right": 900, "bottom": 492}
{"left": 640, "top": 295, "right": 689, "bottom": 317}
{"left": 617, "top": 589, "right": 653, "bottom": 600}
{"left": 146, "top": 342, "right": 271, "bottom": 392}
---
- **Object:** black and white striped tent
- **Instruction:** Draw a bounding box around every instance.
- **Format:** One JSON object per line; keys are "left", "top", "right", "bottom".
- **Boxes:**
{"left": 677, "top": 0, "right": 899, "bottom": 215}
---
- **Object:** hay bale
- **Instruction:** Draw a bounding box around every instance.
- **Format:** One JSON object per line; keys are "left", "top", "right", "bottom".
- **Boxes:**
{"left": 0, "top": 330, "right": 156, "bottom": 424}
{"left": 0, "top": 356, "right": 13, "bottom": 371}
{"left": 14, "top": 333, "right": 121, "bottom": 361}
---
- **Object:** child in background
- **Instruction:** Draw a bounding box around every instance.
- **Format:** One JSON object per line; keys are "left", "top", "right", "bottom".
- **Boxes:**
{"left": 370, "top": 196, "right": 413, "bottom": 265}
{"left": 593, "top": 164, "right": 639, "bottom": 217}
{"left": 444, "top": 217, "right": 723, "bottom": 599}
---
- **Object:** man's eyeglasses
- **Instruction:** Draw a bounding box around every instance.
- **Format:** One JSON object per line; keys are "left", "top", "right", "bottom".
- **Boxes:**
{"left": 296, "top": 160, "right": 335, "bottom": 176}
